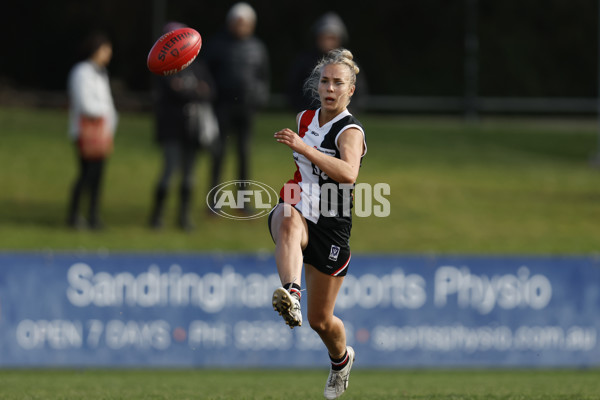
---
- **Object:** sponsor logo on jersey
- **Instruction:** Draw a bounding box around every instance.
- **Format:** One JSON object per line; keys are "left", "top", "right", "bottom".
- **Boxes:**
{"left": 317, "top": 147, "right": 336, "bottom": 156}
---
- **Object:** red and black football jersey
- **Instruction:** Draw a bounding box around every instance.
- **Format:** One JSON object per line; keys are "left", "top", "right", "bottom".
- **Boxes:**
{"left": 280, "top": 108, "right": 367, "bottom": 226}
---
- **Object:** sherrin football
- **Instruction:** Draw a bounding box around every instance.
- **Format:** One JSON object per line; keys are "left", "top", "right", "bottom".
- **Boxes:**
{"left": 147, "top": 27, "right": 202, "bottom": 76}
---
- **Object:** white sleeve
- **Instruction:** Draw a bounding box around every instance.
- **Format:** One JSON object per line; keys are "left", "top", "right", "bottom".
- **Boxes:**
{"left": 69, "top": 64, "right": 108, "bottom": 118}
{"left": 68, "top": 63, "right": 117, "bottom": 136}
{"left": 335, "top": 124, "right": 367, "bottom": 157}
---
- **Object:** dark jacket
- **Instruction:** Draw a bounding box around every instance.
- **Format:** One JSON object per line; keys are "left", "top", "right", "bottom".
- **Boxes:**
{"left": 154, "top": 59, "right": 216, "bottom": 144}
{"left": 203, "top": 30, "right": 270, "bottom": 108}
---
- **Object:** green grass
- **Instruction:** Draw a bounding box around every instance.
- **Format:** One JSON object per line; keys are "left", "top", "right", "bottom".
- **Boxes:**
{"left": 1, "top": 107, "right": 600, "bottom": 253}
{"left": 0, "top": 369, "right": 598, "bottom": 399}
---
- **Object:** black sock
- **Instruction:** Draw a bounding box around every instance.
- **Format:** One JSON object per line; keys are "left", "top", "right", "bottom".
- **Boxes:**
{"left": 283, "top": 282, "right": 301, "bottom": 300}
{"left": 330, "top": 350, "right": 349, "bottom": 371}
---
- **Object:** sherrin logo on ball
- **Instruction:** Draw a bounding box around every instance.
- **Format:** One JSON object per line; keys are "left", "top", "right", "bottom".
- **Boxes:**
{"left": 147, "top": 27, "right": 202, "bottom": 76}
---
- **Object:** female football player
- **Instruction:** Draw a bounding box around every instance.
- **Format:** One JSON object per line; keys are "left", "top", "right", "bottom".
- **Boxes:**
{"left": 268, "top": 48, "right": 366, "bottom": 399}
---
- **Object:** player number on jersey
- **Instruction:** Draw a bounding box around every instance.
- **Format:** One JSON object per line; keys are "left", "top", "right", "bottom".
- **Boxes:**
{"left": 312, "top": 163, "right": 329, "bottom": 180}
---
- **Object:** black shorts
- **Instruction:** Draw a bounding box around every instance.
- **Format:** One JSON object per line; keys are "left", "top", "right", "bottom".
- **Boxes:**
{"left": 268, "top": 203, "right": 352, "bottom": 277}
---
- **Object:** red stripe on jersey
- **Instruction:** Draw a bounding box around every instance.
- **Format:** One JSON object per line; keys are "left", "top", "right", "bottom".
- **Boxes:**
{"left": 280, "top": 178, "right": 301, "bottom": 205}
{"left": 280, "top": 159, "right": 303, "bottom": 205}
{"left": 279, "top": 110, "right": 316, "bottom": 205}
{"left": 298, "top": 109, "right": 316, "bottom": 138}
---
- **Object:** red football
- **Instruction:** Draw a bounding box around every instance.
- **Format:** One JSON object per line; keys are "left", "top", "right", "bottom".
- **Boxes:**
{"left": 147, "top": 28, "right": 202, "bottom": 76}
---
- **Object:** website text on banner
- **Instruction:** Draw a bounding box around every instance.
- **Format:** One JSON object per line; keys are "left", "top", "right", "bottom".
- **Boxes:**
{"left": 0, "top": 254, "right": 597, "bottom": 367}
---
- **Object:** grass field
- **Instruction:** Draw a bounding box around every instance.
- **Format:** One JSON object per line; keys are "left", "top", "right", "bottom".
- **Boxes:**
{"left": 2, "top": 108, "right": 600, "bottom": 399}
{"left": 1, "top": 106, "right": 600, "bottom": 253}
{"left": 0, "top": 368, "right": 599, "bottom": 399}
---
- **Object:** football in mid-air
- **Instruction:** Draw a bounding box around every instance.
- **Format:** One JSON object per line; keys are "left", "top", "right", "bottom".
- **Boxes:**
{"left": 147, "top": 27, "right": 202, "bottom": 76}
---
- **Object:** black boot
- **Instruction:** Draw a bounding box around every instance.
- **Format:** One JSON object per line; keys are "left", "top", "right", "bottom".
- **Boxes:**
{"left": 88, "top": 159, "right": 105, "bottom": 231}
{"left": 67, "top": 204, "right": 86, "bottom": 229}
{"left": 67, "top": 180, "right": 85, "bottom": 229}
{"left": 88, "top": 191, "right": 104, "bottom": 231}
{"left": 149, "top": 187, "right": 167, "bottom": 229}
{"left": 178, "top": 186, "right": 194, "bottom": 231}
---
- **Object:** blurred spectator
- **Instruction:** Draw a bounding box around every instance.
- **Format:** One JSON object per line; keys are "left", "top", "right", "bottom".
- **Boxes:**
{"left": 203, "top": 2, "right": 270, "bottom": 209}
{"left": 66, "top": 32, "right": 117, "bottom": 230}
{"left": 287, "top": 12, "right": 368, "bottom": 113}
{"left": 149, "top": 22, "right": 218, "bottom": 231}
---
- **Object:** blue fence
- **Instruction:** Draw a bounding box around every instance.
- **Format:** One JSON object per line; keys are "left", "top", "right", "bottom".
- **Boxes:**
{"left": 0, "top": 253, "right": 598, "bottom": 367}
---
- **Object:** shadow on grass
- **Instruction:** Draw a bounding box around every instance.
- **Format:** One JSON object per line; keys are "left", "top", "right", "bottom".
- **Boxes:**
{"left": 0, "top": 199, "right": 68, "bottom": 227}
{"left": 0, "top": 198, "right": 153, "bottom": 229}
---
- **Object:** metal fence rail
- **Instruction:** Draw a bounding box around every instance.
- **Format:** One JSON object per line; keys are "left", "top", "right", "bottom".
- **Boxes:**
{"left": 0, "top": 89, "right": 598, "bottom": 115}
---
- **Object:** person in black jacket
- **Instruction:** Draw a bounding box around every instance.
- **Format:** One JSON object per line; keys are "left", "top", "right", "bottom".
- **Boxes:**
{"left": 149, "top": 22, "right": 217, "bottom": 231}
{"left": 203, "top": 2, "right": 270, "bottom": 211}
{"left": 287, "top": 12, "right": 368, "bottom": 114}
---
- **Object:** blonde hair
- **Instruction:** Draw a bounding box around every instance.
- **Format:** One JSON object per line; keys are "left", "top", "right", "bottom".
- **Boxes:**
{"left": 303, "top": 48, "right": 360, "bottom": 108}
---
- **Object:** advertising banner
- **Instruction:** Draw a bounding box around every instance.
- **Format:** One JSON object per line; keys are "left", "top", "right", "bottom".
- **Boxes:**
{"left": 0, "top": 253, "right": 598, "bottom": 367}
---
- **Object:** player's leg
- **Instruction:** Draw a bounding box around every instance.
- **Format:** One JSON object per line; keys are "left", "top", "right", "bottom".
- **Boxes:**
{"left": 269, "top": 203, "right": 308, "bottom": 327}
{"left": 304, "top": 265, "right": 346, "bottom": 357}
{"left": 305, "top": 265, "right": 355, "bottom": 399}
{"left": 269, "top": 203, "right": 308, "bottom": 288}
